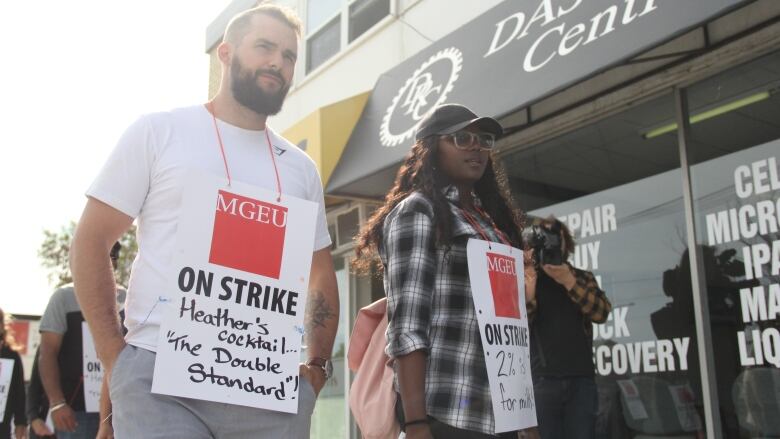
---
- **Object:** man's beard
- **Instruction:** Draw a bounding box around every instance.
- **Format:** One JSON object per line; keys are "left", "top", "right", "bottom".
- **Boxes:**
{"left": 230, "top": 56, "right": 290, "bottom": 116}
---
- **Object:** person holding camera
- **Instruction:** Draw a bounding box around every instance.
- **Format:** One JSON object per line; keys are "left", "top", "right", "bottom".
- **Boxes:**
{"left": 524, "top": 216, "right": 612, "bottom": 439}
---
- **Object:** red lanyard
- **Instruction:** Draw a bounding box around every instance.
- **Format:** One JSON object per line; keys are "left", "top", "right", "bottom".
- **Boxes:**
{"left": 460, "top": 206, "right": 511, "bottom": 246}
{"left": 206, "top": 101, "right": 283, "bottom": 202}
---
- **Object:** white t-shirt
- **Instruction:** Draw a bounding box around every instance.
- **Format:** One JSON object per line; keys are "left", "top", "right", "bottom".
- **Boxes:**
{"left": 87, "top": 105, "right": 331, "bottom": 351}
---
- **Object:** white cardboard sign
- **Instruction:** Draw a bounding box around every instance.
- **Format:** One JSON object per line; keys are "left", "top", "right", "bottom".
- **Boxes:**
{"left": 45, "top": 411, "right": 55, "bottom": 432}
{"left": 0, "top": 358, "right": 14, "bottom": 415}
{"left": 152, "top": 170, "right": 317, "bottom": 413}
{"left": 617, "top": 379, "right": 648, "bottom": 420}
{"left": 81, "top": 322, "right": 102, "bottom": 412}
{"left": 466, "top": 239, "right": 536, "bottom": 433}
{"left": 669, "top": 384, "right": 703, "bottom": 432}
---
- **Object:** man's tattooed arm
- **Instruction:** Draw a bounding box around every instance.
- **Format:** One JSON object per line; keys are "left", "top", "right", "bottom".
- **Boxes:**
{"left": 306, "top": 291, "right": 336, "bottom": 330}
{"left": 304, "top": 249, "right": 340, "bottom": 361}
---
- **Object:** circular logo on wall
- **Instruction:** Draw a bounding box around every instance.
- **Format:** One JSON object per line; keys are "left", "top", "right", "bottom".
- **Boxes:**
{"left": 379, "top": 47, "right": 463, "bottom": 147}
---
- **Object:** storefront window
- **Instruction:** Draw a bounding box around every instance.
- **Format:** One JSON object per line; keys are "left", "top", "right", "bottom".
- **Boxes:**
{"left": 306, "top": 0, "right": 341, "bottom": 33}
{"left": 348, "top": 0, "right": 389, "bottom": 43}
{"left": 686, "top": 50, "right": 780, "bottom": 438}
{"left": 309, "top": 256, "right": 349, "bottom": 438}
{"left": 305, "top": 0, "right": 390, "bottom": 74}
{"left": 307, "top": 16, "right": 341, "bottom": 73}
{"left": 503, "top": 93, "right": 709, "bottom": 437}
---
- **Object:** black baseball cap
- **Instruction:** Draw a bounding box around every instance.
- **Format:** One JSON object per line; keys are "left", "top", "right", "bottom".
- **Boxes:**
{"left": 415, "top": 103, "right": 503, "bottom": 141}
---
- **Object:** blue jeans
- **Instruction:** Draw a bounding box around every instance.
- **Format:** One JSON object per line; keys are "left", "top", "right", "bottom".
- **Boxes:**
{"left": 56, "top": 412, "right": 100, "bottom": 439}
{"left": 534, "top": 376, "right": 597, "bottom": 439}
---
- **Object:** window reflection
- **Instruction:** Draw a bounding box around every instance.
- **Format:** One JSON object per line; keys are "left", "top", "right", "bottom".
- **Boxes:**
{"left": 503, "top": 93, "right": 713, "bottom": 437}
{"left": 688, "top": 50, "right": 780, "bottom": 438}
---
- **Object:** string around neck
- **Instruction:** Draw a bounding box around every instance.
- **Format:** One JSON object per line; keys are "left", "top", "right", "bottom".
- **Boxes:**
{"left": 473, "top": 205, "right": 512, "bottom": 246}
{"left": 205, "top": 101, "right": 283, "bottom": 202}
{"left": 461, "top": 207, "right": 511, "bottom": 252}
{"left": 207, "top": 101, "right": 232, "bottom": 187}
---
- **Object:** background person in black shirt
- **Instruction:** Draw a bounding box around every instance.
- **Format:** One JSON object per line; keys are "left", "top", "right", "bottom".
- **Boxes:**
{"left": 525, "top": 217, "right": 611, "bottom": 439}
{"left": 38, "top": 242, "right": 124, "bottom": 439}
{"left": 26, "top": 347, "right": 54, "bottom": 439}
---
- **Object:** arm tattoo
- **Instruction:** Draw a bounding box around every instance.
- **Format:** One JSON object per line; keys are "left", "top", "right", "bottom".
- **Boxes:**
{"left": 306, "top": 290, "right": 336, "bottom": 332}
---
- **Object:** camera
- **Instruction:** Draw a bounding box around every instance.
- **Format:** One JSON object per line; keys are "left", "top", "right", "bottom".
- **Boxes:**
{"left": 522, "top": 221, "right": 564, "bottom": 266}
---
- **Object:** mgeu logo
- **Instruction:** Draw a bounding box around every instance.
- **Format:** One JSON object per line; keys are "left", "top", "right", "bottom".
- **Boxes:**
{"left": 487, "top": 252, "right": 521, "bottom": 319}
{"left": 216, "top": 192, "right": 288, "bottom": 227}
{"left": 209, "top": 191, "right": 288, "bottom": 279}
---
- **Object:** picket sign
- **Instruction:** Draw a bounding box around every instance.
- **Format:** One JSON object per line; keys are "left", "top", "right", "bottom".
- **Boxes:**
{"left": 152, "top": 170, "right": 317, "bottom": 414}
{"left": 466, "top": 239, "right": 537, "bottom": 433}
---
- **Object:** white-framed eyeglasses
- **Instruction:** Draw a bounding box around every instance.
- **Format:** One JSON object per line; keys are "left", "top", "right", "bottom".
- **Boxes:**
{"left": 443, "top": 130, "right": 496, "bottom": 150}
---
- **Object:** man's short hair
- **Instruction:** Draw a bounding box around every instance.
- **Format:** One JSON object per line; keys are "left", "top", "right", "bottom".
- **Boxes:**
{"left": 110, "top": 242, "right": 122, "bottom": 259}
{"left": 224, "top": 3, "right": 303, "bottom": 46}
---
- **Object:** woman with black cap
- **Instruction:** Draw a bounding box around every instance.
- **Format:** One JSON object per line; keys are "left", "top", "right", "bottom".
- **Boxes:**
{"left": 354, "top": 104, "right": 532, "bottom": 438}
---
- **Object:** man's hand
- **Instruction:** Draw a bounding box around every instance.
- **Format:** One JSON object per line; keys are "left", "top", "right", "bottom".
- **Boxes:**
{"left": 523, "top": 250, "right": 538, "bottom": 303}
{"left": 51, "top": 403, "right": 77, "bottom": 432}
{"left": 103, "top": 341, "right": 127, "bottom": 383}
{"left": 96, "top": 418, "right": 114, "bottom": 439}
{"left": 541, "top": 264, "right": 577, "bottom": 290}
{"left": 14, "top": 425, "right": 27, "bottom": 439}
{"left": 299, "top": 363, "right": 326, "bottom": 396}
{"left": 30, "top": 419, "right": 54, "bottom": 437}
{"left": 302, "top": 248, "right": 339, "bottom": 395}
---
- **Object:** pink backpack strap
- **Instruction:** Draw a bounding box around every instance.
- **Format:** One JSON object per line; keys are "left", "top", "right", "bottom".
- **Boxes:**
{"left": 348, "top": 297, "right": 399, "bottom": 439}
{"left": 348, "top": 297, "right": 387, "bottom": 371}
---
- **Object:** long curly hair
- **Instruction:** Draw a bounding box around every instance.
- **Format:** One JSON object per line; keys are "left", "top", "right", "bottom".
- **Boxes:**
{"left": 353, "top": 136, "right": 524, "bottom": 273}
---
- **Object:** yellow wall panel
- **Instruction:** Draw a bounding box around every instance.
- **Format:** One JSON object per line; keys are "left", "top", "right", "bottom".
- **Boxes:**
{"left": 282, "top": 92, "right": 369, "bottom": 186}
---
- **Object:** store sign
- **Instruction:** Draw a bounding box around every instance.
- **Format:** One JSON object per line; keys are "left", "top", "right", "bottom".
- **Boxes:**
{"left": 527, "top": 138, "right": 778, "bottom": 384}
{"left": 484, "top": 0, "right": 661, "bottom": 72}
{"left": 528, "top": 172, "right": 691, "bottom": 379}
{"left": 380, "top": 48, "right": 462, "bottom": 147}
{"left": 696, "top": 141, "right": 780, "bottom": 368}
{"left": 329, "top": 0, "right": 750, "bottom": 196}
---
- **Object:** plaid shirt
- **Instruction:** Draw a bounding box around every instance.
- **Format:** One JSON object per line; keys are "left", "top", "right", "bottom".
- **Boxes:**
{"left": 380, "top": 187, "right": 511, "bottom": 434}
{"left": 526, "top": 266, "right": 611, "bottom": 327}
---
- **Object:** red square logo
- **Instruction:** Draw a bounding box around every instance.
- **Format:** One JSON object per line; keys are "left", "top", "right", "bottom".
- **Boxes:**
{"left": 486, "top": 252, "right": 521, "bottom": 318}
{"left": 209, "top": 190, "right": 288, "bottom": 279}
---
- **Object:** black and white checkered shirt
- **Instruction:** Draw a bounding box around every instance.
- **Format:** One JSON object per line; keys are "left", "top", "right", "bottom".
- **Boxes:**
{"left": 380, "top": 187, "right": 511, "bottom": 434}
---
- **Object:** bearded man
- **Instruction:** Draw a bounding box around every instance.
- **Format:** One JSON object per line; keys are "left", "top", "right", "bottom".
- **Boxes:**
{"left": 69, "top": 5, "right": 339, "bottom": 439}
